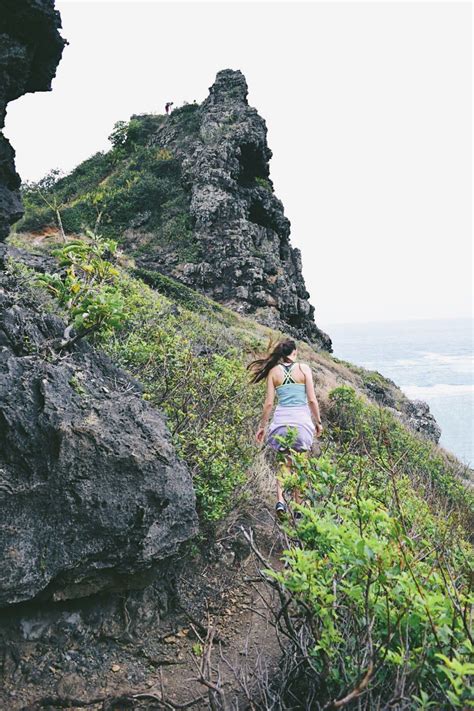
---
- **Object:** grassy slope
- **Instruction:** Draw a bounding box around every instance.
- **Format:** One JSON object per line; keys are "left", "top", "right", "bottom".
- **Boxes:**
{"left": 6, "top": 231, "right": 473, "bottom": 517}
{"left": 15, "top": 108, "right": 201, "bottom": 263}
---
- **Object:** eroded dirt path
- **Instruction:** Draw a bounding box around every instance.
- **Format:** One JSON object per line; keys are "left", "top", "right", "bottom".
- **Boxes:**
{"left": 1, "top": 506, "right": 288, "bottom": 711}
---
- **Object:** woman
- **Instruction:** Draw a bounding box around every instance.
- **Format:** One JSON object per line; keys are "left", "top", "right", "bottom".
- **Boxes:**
{"left": 248, "top": 338, "right": 323, "bottom": 517}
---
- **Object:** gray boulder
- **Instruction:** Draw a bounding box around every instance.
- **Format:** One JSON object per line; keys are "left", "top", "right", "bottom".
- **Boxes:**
{"left": 0, "top": 247, "right": 198, "bottom": 607}
{"left": 403, "top": 398, "right": 442, "bottom": 443}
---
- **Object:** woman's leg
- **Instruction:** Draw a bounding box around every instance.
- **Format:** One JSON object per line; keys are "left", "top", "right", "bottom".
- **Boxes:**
{"left": 276, "top": 477, "right": 284, "bottom": 503}
{"left": 275, "top": 450, "right": 308, "bottom": 507}
{"left": 290, "top": 450, "right": 309, "bottom": 505}
{"left": 276, "top": 451, "right": 290, "bottom": 503}
{"left": 293, "top": 487, "right": 302, "bottom": 505}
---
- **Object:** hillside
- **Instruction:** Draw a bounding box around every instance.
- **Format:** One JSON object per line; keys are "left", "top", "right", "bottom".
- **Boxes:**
{"left": 16, "top": 69, "right": 331, "bottom": 350}
{"left": 1, "top": 3, "right": 473, "bottom": 707}
{"left": 1, "top": 232, "right": 472, "bottom": 709}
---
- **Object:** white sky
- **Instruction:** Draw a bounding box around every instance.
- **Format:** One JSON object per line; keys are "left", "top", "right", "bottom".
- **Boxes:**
{"left": 4, "top": 1, "right": 472, "bottom": 328}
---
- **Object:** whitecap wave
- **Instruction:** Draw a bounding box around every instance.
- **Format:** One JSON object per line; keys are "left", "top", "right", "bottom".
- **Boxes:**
{"left": 420, "top": 352, "right": 474, "bottom": 372}
{"left": 392, "top": 358, "right": 424, "bottom": 367}
{"left": 401, "top": 383, "right": 474, "bottom": 398}
{"left": 390, "top": 352, "right": 474, "bottom": 376}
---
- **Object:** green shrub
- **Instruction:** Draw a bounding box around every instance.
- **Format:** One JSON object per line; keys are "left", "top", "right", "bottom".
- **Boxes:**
{"left": 168, "top": 103, "right": 201, "bottom": 135}
{"left": 104, "top": 277, "right": 262, "bottom": 522}
{"left": 60, "top": 201, "right": 96, "bottom": 234}
{"left": 34, "top": 231, "right": 126, "bottom": 339}
{"left": 327, "top": 385, "right": 474, "bottom": 522}
{"left": 262, "top": 427, "right": 473, "bottom": 708}
{"left": 133, "top": 267, "right": 231, "bottom": 318}
{"left": 16, "top": 205, "right": 53, "bottom": 233}
{"left": 255, "top": 176, "right": 273, "bottom": 192}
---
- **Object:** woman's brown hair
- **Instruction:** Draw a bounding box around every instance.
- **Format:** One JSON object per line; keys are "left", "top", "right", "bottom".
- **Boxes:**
{"left": 247, "top": 338, "right": 297, "bottom": 384}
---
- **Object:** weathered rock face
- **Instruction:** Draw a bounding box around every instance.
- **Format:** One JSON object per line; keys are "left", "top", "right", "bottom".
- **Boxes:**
{"left": 361, "top": 373, "right": 441, "bottom": 444}
{"left": 0, "top": 246, "right": 198, "bottom": 608}
{"left": 402, "top": 398, "right": 442, "bottom": 443}
{"left": 0, "top": 0, "right": 67, "bottom": 241}
{"left": 132, "top": 69, "right": 332, "bottom": 350}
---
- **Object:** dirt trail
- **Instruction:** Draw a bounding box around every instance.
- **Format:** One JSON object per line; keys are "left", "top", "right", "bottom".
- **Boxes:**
{"left": 156, "top": 519, "right": 285, "bottom": 710}
{"left": 2, "top": 504, "right": 289, "bottom": 711}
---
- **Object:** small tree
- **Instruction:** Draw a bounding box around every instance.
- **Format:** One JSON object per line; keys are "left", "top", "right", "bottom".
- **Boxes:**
{"left": 108, "top": 120, "right": 129, "bottom": 148}
{"left": 85, "top": 185, "right": 119, "bottom": 233}
{"left": 108, "top": 119, "right": 141, "bottom": 150}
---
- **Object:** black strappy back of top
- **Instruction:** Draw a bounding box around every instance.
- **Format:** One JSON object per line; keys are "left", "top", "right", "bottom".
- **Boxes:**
{"left": 275, "top": 361, "right": 307, "bottom": 406}
{"left": 280, "top": 361, "right": 297, "bottom": 384}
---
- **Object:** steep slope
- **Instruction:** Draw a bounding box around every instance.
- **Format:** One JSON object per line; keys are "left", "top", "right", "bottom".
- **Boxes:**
{"left": 17, "top": 69, "right": 332, "bottom": 350}
{"left": 2, "top": 10, "right": 472, "bottom": 705}
{"left": 0, "top": 233, "right": 472, "bottom": 710}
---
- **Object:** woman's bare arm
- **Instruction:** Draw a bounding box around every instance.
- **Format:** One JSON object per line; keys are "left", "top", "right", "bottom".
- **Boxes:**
{"left": 302, "top": 364, "right": 323, "bottom": 435}
{"left": 255, "top": 372, "right": 276, "bottom": 443}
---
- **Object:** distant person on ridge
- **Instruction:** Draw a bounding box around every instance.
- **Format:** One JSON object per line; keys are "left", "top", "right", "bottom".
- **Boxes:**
{"left": 248, "top": 339, "right": 323, "bottom": 518}
{"left": 165, "top": 101, "right": 174, "bottom": 115}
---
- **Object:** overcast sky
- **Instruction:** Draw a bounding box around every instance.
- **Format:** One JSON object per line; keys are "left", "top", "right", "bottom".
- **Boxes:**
{"left": 4, "top": 1, "right": 472, "bottom": 328}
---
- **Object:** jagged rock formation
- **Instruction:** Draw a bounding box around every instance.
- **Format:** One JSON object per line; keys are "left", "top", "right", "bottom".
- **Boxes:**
{"left": 361, "top": 372, "right": 441, "bottom": 443}
{"left": 16, "top": 68, "right": 331, "bottom": 350}
{"left": 135, "top": 69, "right": 332, "bottom": 350}
{"left": 0, "top": 0, "right": 67, "bottom": 241}
{"left": 403, "top": 399, "right": 442, "bottom": 443}
{"left": 0, "top": 245, "right": 198, "bottom": 608}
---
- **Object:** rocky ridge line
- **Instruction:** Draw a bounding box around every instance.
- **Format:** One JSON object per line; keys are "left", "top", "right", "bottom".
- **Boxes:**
{"left": 130, "top": 69, "right": 332, "bottom": 350}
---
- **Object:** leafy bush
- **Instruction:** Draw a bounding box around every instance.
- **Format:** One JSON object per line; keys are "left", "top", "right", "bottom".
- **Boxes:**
{"left": 260, "top": 420, "right": 473, "bottom": 709}
{"left": 108, "top": 120, "right": 130, "bottom": 148}
{"left": 122, "top": 113, "right": 166, "bottom": 145}
{"left": 156, "top": 148, "right": 172, "bottom": 160}
{"left": 34, "top": 231, "right": 126, "bottom": 339}
{"left": 327, "top": 385, "right": 474, "bottom": 523}
{"left": 255, "top": 176, "right": 273, "bottom": 192}
{"left": 16, "top": 205, "right": 53, "bottom": 233}
{"left": 168, "top": 103, "right": 201, "bottom": 135}
{"left": 103, "top": 277, "right": 262, "bottom": 522}
{"left": 133, "top": 267, "right": 227, "bottom": 316}
{"left": 59, "top": 201, "right": 96, "bottom": 234}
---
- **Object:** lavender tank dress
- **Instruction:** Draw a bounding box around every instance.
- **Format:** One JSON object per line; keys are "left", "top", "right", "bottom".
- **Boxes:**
{"left": 266, "top": 362, "right": 315, "bottom": 452}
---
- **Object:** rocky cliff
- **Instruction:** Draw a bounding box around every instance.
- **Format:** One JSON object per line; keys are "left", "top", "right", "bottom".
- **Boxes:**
{"left": 0, "top": 0, "right": 67, "bottom": 241}
{"left": 16, "top": 68, "right": 332, "bottom": 350}
{"left": 0, "top": 245, "right": 198, "bottom": 608}
{"left": 0, "top": 0, "right": 199, "bottom": 612}
{"left": 139, "top": 69, "right": 332, "bottom": 350}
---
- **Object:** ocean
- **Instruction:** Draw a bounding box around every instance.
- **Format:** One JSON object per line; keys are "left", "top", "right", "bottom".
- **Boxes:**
{"left": 326, "top": 318, "right": 474, "bottom": 468}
